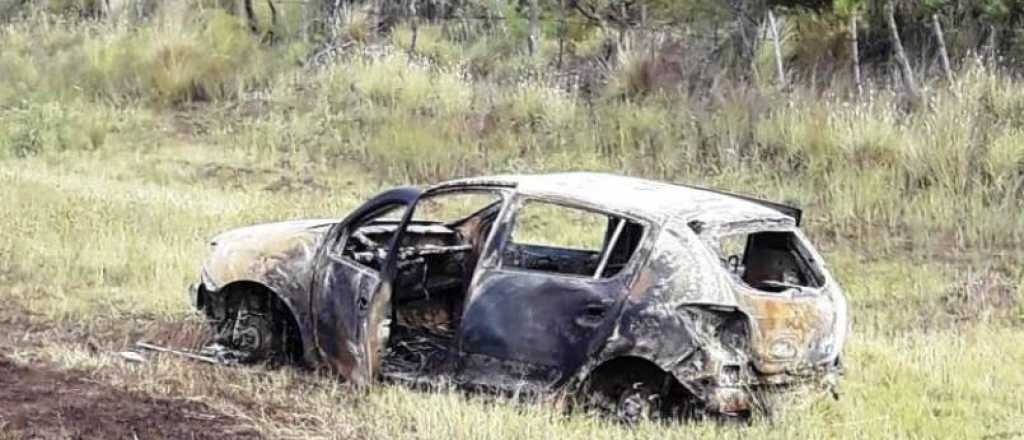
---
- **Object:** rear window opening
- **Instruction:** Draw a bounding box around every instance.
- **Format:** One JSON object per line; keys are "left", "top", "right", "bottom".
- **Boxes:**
{"left": 713, "top": 230, "right": 824, "bottom": 292}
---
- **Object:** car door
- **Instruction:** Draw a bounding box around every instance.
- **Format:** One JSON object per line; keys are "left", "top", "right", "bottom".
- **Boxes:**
{"left": 458, "top": 197, "right": 648, "bottom": 383}
{"left": 310, "top": 186, "right": 420, "bottom": 386}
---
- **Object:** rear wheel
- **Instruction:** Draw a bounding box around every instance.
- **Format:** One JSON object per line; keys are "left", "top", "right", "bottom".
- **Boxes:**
{"left": 580, "top": 358, "right": 698, "bottom": 424}
{"left": 613, "top": 380, "right": 663, "bottom": 424}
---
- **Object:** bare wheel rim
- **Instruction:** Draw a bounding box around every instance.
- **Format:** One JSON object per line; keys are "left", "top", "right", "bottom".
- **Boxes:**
{"left": 230, "top": 301, "right": 277, "bottom": 361}
{"left": 616, "top": 382, "right": 660, "bottom": 424}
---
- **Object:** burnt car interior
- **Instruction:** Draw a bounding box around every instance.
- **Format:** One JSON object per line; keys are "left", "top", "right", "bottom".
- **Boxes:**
{"left": 335, "top": 191, "right": 505, "bottom": 378}
{"left": 716, "top": 230, "right": 825, "bottom": 292}
{"left": 337, "top": 193, "right": 647, "bottom": 380}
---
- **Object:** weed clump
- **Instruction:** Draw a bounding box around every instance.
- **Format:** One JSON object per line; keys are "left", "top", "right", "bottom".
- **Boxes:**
{"left": 941, "top": 268, "right": 1020, "bottom": 326}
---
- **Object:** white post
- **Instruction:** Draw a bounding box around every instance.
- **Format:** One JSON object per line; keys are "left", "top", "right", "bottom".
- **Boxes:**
{"left": 768, "top": 10, "right": 786, "bottom": 87}
{"left": 850, "top": 14, "right": 862, "bottom": 97}
{"left": 932, "top": 13, "right": 953, "bottom": 84}
{"left": 528, "top": 0, "right": 539, "bottom": 56}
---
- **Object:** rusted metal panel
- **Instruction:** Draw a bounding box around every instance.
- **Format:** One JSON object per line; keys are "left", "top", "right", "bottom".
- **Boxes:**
{"left": 200, "top": 219, "right": 332, "bottom": 364}
{"left": 202, "top": 219, "right": 332, "bottom": 293}
{"left": 311, "top": 256, "right": 378, "bottom": 384}
{"left": 431, "top": 172, "right": 795, "bottom": 227}
{"left": 189, "top": 172, "right": 848, "bottom": 418}
{"left": 309, "top": 186, "right": 422, "bottom": 384}
{"left": 571, "top": 213, "right": 845, "bottom": 413}
{"left": 459, "top": 270, "right": 624, "bottom": 375}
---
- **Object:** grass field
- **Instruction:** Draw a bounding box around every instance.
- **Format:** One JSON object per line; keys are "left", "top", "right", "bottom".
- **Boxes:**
{"left": 2, "top": 4, "right": 1024, "bottom": 439}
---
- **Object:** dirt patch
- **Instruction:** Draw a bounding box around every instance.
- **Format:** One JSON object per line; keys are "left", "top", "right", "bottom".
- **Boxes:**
{"left": 262, "top": 175, "right": 328, "bottom": 193}
{"left": 0, "top": 301, "right": 266, "bottom": 438}
{"left": 0, "top": 358, "right": 261, "bottom": 439}
{"left": 0, "top": 297, "right": 213, "bottom": 358}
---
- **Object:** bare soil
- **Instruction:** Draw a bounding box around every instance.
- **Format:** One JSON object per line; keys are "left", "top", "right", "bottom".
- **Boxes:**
{"left": 0, "top": 302, "right": 260, "bottom": 439}
{"left": 0, "top": 358, "right": 261, "bottom": 439}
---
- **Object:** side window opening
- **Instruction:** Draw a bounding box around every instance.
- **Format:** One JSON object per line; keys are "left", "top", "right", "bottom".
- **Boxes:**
{"left": 501, "top": 200, "right": 644, "bottom": 279}
{"left": 715, "top": 230, "right": 824, "bottom": 292}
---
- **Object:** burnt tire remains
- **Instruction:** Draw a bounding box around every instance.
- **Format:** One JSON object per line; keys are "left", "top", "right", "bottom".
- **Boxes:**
{"left": 203, "top": 283, "right": 302, "bottom": 365}
{"left": 580, "top": 357, "right": 698, "bottom": 424}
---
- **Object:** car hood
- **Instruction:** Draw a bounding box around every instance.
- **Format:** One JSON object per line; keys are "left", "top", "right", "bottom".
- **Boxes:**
{"left": 202, "top": 219, "right": 337, "bottom": 291}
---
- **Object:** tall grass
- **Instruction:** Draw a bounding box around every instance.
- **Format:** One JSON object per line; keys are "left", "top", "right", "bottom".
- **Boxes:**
{"left": 6, "top": 4, "right": 1024, "bottom": 251}
{"left": 0, "top": 5, "right": 301, "bottom": 108}
{"left": 218, "top": 52, "right": 1024, "bottom": 253}
{"left": 1, "top": 5, "right": 1023, "bottom": 437}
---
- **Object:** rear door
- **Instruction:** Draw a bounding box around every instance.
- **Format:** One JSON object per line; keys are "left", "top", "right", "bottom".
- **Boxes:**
{"left": 458, "top": 197, "right": 648, "bottom": 382}
{"left": 310, "top": 187, "right": 420, "bottom": 386}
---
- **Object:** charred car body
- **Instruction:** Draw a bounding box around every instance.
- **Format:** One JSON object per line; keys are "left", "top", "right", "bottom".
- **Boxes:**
{"left": 189, "top": 173, "right": 848, "bottom": 419}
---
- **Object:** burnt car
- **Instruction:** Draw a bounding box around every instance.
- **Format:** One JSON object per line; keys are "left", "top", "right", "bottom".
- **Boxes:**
{"left": 188, "top": 172, "right": 848, "bottom": 419}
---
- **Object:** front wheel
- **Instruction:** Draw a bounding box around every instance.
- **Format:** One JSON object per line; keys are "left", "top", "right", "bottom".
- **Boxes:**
{"left": 205, "top": 288, "right": 299, "bottom": 365}
{"left": 227, "top": 294, "right": 283, "bottom": 363}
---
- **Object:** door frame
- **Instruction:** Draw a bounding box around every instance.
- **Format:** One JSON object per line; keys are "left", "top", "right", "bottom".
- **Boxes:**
{"left": 455, "top": 193, "right": 654, "bottom": 380}
{"left": 309, "top": 186, "right": 421, "bottom": 385}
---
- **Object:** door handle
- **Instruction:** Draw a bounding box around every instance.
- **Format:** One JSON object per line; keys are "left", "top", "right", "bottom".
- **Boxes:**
{"left": 357, "top": 296, "right": 369, "bottom": 312}
{"left": 576, "top": 300, "right": 614, "bottom": 327}
{"left": 583, "top": 303, "right": 609, "bottom": 318}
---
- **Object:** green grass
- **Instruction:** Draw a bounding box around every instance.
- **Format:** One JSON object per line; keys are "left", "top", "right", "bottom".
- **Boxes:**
{"left": 1, "top": 3, "right": 1023, "bottom": 438}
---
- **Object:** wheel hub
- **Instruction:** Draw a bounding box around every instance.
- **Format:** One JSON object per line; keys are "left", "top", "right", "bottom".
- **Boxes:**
{"left": 231, "top": 311, "right": 271, "bottom": 356}
{"left": 616, "top": 383, "right": 659, "bottom": 423}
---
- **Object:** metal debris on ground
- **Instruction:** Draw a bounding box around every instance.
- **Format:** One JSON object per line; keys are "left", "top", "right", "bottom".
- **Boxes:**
{"left": 114, "top": 351, "right": 147, "bottom": 363}
{"left": 132, "top": 341, "right": 244, "bottom": 365}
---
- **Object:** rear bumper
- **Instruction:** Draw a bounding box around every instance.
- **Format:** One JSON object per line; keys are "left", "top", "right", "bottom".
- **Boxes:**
{"left": 702, "top": 364, "right": 842, "bottom": 415}
{"left": 704, "top": 386, "right": 755, "bottom": 415}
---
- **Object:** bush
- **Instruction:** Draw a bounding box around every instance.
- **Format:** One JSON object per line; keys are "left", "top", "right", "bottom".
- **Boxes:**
{"left": 0, "top": 101, "right": 116, "bottom": 158}
{"left": 1, "top": 5, "right": 293, "bottom": 108}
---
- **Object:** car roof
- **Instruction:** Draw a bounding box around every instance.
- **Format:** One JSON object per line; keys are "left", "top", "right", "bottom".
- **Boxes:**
{"left": 430, "top": 172, "right": 797, "bottom": 227}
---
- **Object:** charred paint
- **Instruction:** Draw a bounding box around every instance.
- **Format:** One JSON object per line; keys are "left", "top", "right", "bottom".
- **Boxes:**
{"left": 189, "top": 172, "right": 848, "bottom": 418}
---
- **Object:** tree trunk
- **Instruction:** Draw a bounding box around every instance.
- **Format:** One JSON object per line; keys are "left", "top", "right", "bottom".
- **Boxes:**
{"left": 557, "top": 0, "right": 566, "bottom": 68}
{"left": 494, "top": 0, "right": 507, "bottom": 36}
{"left": 733, "top": 0, "right": 756, "bottom": 64}
{"left": 330, "top": 0, "right": 343, "bottom": 42}
{"left": 986, "top": 24, "right": 997, "bottom": 63}
{"left": 768, "top": 9, "right": 786, "bottom": 88}
{"left": 527, "top": 0, "right": 538, "bottom": 56}
{"left": 98, "top": 0, "right": 110, "bottom": 20}
{"left": 409, "top": 0, "right": 418, "bottom": 54}
{"left": 299, "top": 0, "right": 308, "bottom": 41}
{"left": 244, "top": 0, "right": 259, "bottom": 34}
{"left": 266, "top": 0, "right": 277, "bottom": 41}
{"left": 885, "top": 1, "right": 920, "bottom": 103}
{"left": 850, "top": 14, "right": 862, "bottom": 97}
{"left": 932, "top": 14, "right": 953, "bottom": 84}
{"left": 372, "top": 0, "right": 381, "bottom": 41}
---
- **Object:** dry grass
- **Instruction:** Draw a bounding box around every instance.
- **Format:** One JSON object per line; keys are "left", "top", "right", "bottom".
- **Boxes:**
{"left": 2, "top": 3, "right": 1024, "bottom": 438}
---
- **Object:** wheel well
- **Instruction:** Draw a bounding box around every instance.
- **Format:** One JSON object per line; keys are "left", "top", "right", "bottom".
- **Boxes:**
{"left": 581, "top": 356, "right": 697, "bottom": 416}
{"left": 208, "top": 281, "right": 304, "bottom": 363}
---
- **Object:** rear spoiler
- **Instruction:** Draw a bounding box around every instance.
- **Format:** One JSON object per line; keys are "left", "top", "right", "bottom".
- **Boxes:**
{"left": 675, "top": 183, "right": 803, "bottom": 226}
